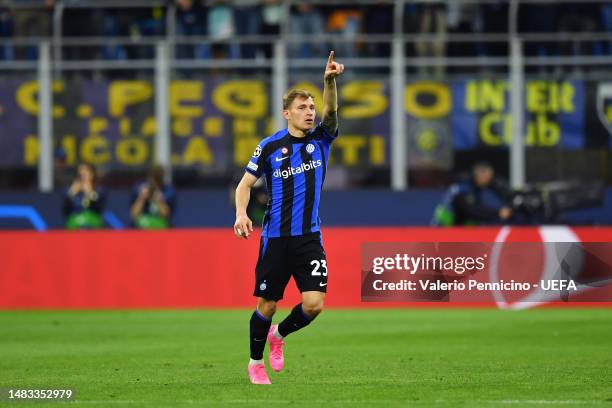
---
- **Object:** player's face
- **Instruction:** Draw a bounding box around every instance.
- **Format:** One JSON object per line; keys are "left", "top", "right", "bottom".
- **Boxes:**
{"left": 284, "top": 96, "right": 316, "bottom": 132}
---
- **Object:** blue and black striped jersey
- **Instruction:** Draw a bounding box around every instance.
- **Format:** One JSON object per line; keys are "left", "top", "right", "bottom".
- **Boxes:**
{"left": 245, "top": 122, "right": 338, "bottom": 238}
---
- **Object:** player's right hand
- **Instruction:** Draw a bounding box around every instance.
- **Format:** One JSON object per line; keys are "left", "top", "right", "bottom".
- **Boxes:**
{"left": 234, "top": 214, "right": 253, "bottom": 239}
{"left": 324, "top": 50, "right": 344, "bottom": 82}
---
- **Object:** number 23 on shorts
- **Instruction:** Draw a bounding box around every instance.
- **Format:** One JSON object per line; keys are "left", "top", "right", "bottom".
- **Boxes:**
{"left": 310, "top": 259, "right": 328, "bottom": 276}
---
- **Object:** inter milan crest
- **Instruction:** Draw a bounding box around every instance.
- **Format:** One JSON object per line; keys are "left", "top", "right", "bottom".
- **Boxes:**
{"left": 281, "top": 147, "right": 289, "bottom": 155}
{"left": 306, "top": 143, "right": 315, "bottom": 154}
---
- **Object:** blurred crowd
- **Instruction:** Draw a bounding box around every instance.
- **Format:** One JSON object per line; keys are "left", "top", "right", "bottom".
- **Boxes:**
{"left": 0, "top": 1, "right": 609, "bottom": 62}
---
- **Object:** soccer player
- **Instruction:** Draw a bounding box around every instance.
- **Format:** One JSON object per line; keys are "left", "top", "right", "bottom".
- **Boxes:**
{"left": 234, "top": 51, "right": 345, "bottom": 385}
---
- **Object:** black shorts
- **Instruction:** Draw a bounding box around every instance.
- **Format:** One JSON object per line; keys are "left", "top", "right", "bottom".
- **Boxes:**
{"left": 254, "top": 232, "right": 328, "bottom": 301}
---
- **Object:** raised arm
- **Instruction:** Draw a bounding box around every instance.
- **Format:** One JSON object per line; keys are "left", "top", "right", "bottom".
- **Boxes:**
{"left": 321, "top": 50, "right": 344, "bottom": 133}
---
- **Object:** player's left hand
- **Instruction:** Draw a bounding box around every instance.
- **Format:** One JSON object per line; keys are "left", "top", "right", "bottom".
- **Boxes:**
{"left": 234, "top": 214, "right": 253, "bottom": 239}
{"left": 324, "top": 51, "right": 344, "bottom": 81}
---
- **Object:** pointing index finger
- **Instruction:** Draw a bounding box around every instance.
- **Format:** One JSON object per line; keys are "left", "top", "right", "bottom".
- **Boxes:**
{"left": 327, "top": 50, "right": 334, "bottom": 65}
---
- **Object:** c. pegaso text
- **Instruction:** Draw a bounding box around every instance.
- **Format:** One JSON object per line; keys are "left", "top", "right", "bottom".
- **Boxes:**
{"left": 372, "top": 254, "right": 487, "bottom": 275}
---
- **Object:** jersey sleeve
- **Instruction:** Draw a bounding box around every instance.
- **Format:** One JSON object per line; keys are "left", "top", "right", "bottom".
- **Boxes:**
{"left": 313, "top": 122, "right": 339, "bottom": 145}
{"left": 245, "top": 143, "right": 268, "bottom": 178}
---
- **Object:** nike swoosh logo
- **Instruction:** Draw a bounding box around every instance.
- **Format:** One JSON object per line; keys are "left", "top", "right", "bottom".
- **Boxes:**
{"left": 319, "top": 282, "right": 327, "bottom": 287}
{"left": 254, "top": 338, "right": 265, "bottom": 342}
{"left": 275, "top": 156, "right": 288, "bottom": 162}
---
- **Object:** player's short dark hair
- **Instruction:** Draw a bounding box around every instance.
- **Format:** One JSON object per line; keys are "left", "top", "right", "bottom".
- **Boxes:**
{"left": 283, "top": 89, "right": 314, "bottom": 110}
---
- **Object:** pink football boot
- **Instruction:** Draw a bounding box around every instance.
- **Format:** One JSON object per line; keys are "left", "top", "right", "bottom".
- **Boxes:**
{"left": 267, "top": 324, "right": 285, "bottom": 372}
{"left": 247, "top": 363, "right": 271, "bottom": 385}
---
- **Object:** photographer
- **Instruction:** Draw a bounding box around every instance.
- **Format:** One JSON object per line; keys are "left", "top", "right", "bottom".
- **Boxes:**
{"left": 434, "top": 162, "right": 513, "bottom": 226}
{"left": 64, "top": 163, "right": 106, "bottom": 229}
{"left": 130, "top": 165, "right": 175, "bottom": 229}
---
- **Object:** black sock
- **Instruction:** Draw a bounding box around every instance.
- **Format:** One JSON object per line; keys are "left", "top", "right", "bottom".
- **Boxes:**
{"left": 277, "top": 303, "right": 313, "bottom": 338}
{"left": 249, "top": 310, "right": 272, "bottom": 360}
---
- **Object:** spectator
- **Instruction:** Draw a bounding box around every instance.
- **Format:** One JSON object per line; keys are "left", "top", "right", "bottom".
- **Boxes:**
{"left": 175, "top": 0, "right": 208, "bottom": 60}
{"left": 11, "top": 0, "right": 54, "bottom": 60}
{"left": 432, "top": 162, "right": 512, "bottom": 226}
{"left": 127, "top": 6, "right": 166, "bottom": 59}
{"left": 100, "top": 10, "right": 128, "bottom": 61}
{"left": 261, "top": 0, "right": 282, "bottom": 58}
{"left": 289, "top": 3, "right": 325, "bottom": 59}
{"left": 60, "top": 4, "right": 164, "bottom": 61}
{"left": 135, "top": 6, "right": 165, "bottom": 37}
{"left": 445, "top": 0, "right": 483, "bottom": 71}
{"left": 327, "top": 7, "right": 362, "bottom": 59}
{"left": 233, "top": 0, "right": 262, "bottom": 59}
{"left": 130, "top": 165, "right": 175, "bottom": 229}
{"left": 363, "top": 1, "right": 393, "bottom": 59}
{"left": 207, "top": 0, "right": 239, "bottom": 59}
{"left": 63, "top": 163, "right": 106, "bottom": 229}
{"left": 415, "top": 1, "right": 447, "bottom": 77}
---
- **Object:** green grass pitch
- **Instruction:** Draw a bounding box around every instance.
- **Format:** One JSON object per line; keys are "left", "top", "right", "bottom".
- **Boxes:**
{"left": 1, "top": 309, "right": 611, "bottom": 407}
